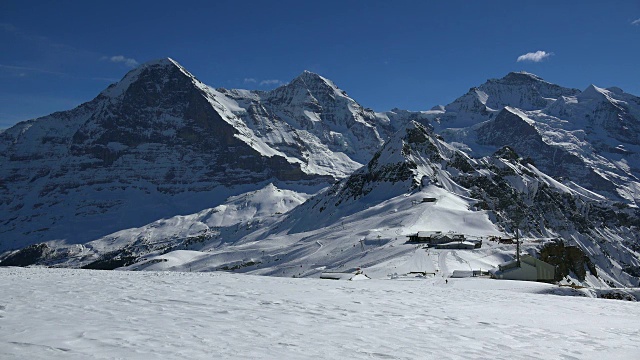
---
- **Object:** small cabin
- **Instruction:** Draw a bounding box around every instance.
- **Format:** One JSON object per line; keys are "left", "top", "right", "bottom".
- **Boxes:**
{"left": 320, "top": 269, "right": 370, "bottom": 281}
{"left": 406, "top": 232, "right": 470, "bottom": 247}
{"left": 406, "top": 231, "right": 440, "bottom": 243}
{"left": 491, "top": 255, "right": 555, "bottom": 282}
{"left": 412, "top": 197, "right": 438, "bottom": 205}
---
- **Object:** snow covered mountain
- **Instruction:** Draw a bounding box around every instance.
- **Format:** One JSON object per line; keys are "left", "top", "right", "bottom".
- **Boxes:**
{"left": 0, "top": 58, "right": 393, "bottom": 253}
{"left": 217, "top": 70, "right": 396, "bottom": 172}
{"left": 430, "top": 72, "right": 640, "bottom": 205}
{"left": 27, "top": 121, "right": 637, "bottom": 289}
{"left": 1, "top": 61, "right": 638, "bottom": 289}
{"left": 277, "top": 121, "right": 640, "bottom": 286}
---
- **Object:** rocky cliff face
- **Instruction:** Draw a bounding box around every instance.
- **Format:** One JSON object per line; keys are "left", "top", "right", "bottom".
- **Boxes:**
{"left": 282, "top": 121, "right": 458, "bottom": 232}
{"left": 430, "top": 72, "right": 640, "bottom": 205}
{"left": 0, "top": 59, "right": 384, "bottom": 251}
{"left": 539, "top": 240, "right": 598, "bottom": 282}
{"left": 214, "top": 71, "right": 394, "bottom": 177}
{"left": 475, "top": 107, "right": 617, "bottom": 194}
{"left": 478, "top": 71, "right": 580, "bottom": 111}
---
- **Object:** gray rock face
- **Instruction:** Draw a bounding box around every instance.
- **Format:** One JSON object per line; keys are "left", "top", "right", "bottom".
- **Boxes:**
{"left": 70, "top": 60, "right": 315, "bottom": 186}
{"left": 217, "top": 70, "right": 392, "bottom": 172}
{"left": 0, "top": 59, "right": 334, "bottom": 251}
{"left": 481, "top": 72, "right": 581, "bottom": 111}
{"left": 284, "top": 121, "right": 462, "bottom": 233}
{"left": 476, "top": 108, "right": 616, "bottom": 194}
{"left": 432, "top": 73, "right": 640, "bottom": 205}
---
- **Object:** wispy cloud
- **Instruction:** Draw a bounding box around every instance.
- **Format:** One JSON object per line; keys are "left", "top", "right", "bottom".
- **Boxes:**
{"left": 0, "top": 63, "right": 67, "bottom": 76}
{"left": 632, "top": 18, "right": 640, "bottom": 25}
{"left": 517, "top": 50, "right": 553, "bottom": 63}
{"left": 2, "top": 22, "right": 125, "bottom": 75}
{"left": 0, "top": 22, "right": 18, "bottom": 33}
{"left": 259, "top": 79, "right": 283, "bottom": 86}
{"left": 0, "top": 63, "right": 117, "bottom": 83}
{"left": 242, "top": 78, "right": 282, "bottom": 87}
{"left": 107, "top": 55, "right": 139, "bottom": 68}
{"left": 2, "top": 22, "right": 85, "bottom": 56}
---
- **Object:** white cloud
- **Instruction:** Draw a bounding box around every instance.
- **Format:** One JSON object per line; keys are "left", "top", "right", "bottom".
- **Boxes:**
{"left": 632, "top": 18, "right": 640, "bottom": 25}
{"left": 259, "top": 79, "right": 282, "bottom": 86}
{"left": 241, "top": 78, "right": 283, "bottom": 87}
{"left": 516, "top": 50, "right": 553, "bottom": 63}
{"left": 108, "top": 55, "right": 139, "bottom": 68}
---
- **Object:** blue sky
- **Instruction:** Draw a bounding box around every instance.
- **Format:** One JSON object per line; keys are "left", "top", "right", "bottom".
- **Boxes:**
{"left": 1, "top": 0, "right": 639, "bottom": 128}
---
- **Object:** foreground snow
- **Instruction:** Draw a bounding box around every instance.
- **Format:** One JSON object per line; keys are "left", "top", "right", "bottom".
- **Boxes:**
{"left": 1, "top": 268, "right": 638, "bottom": 359}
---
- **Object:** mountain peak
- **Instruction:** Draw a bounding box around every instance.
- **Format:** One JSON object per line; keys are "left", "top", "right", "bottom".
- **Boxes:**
{"left": 140, "top": 57, "right": 179, "bottom": 67}
{"left": 269, "top": 70, "right": 350, "bottom": 103}
{"left": 298, "top": 70, "right": 323, "bottom": 78}
{"left": 132, "top": 57, "right": 190, "bottom": 76}
{"left": 579, "top": 84, "right": 608, "bottom": 99}
{"left": 290, "top": 70, "right": 335, "bottom": 88}
{"left": 100, "top": 57, "right": 194, "bottom": 99}
{"left": 501, "top": 71, "right": 546, "bottom": 83}
{"left": 460, "top": 71, "right": 581, "bottom": 111}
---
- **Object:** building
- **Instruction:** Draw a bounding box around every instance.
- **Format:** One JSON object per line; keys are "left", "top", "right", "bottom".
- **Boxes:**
{"left": 407, "top": 231, "right": 438, "bottom": 243}
{"left": 435, "top": 241, "right": 477, "bottom": 250}
{"left": 320, "top": 269, "right": 370, "bottom": 281}
{"left": 490, "top": 255, "right": 555, "bottom": 282}
{"left": 411, "top": 197, "right": 437, "bottom": 205}
{"left": 406, "top": 231, "right": 467, "bottom": 246}
{"left": 451, "top": 270, "right": 488, "bottom": 278}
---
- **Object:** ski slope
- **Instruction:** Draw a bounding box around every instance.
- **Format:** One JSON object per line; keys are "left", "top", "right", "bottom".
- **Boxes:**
{"left": 1, "top": 267, "right": 639, "bottom": 360}
{"left": 118, "top": 185, "right": 504, "bottom": 279}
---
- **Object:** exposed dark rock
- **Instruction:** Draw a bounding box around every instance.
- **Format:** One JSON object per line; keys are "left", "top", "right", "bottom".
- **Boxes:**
{"left": 81, "top": 249, "right": 139, "bottom": 270}
{"left": 477, "top": 108, "right": 616, "bottom": 194}
{"left": 0, "top": 243, "right": 51, "bottom": 267}
{"left": 597, "top": 291, "right": 636, "bottom": 301}
{"left": 539, "top": 240, "right": 597, "bottom": 281}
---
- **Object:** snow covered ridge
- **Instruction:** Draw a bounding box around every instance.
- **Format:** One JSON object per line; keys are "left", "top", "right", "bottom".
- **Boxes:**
{"left": 0, "top": 58, "right": 639, "bottom": 290}
{"left": 274, "top": 121, "right": 640, "bottom": 288}
{"left": 6, "top": 122, "right": 636, "bottom": 290}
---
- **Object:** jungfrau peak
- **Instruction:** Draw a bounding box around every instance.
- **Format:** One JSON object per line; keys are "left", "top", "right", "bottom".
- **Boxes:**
{"left": 481, "top": 71, "right": 580, "bottom": 111}
{"left": 433, "top": 72, "right": 640, "bottom": 205}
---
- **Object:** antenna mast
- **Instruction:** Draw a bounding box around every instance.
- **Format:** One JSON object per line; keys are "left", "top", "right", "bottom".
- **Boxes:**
{"left": 516, "top": 229, "right": 521, "bottom": 267}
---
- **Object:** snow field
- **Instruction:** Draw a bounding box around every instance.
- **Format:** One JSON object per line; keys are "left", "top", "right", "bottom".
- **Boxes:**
{"left": 1, "top": 267, "right": 639, "bottom": 359}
